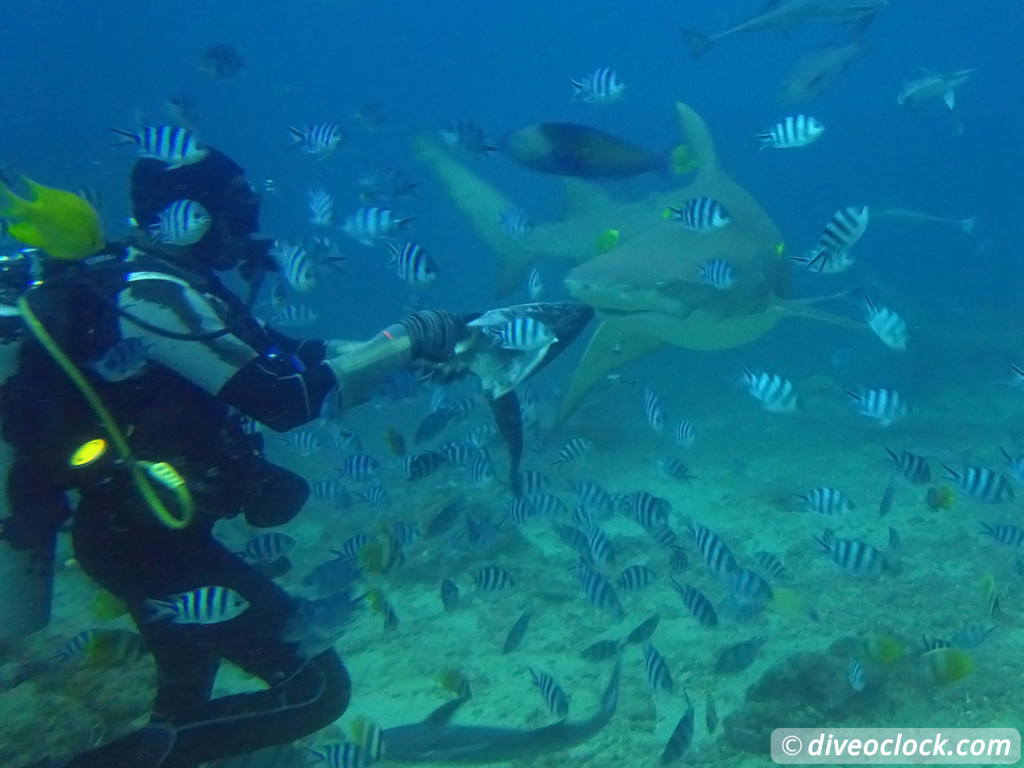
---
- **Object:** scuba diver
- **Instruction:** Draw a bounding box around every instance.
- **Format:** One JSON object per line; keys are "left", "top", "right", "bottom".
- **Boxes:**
{"left": 0, "top": 149, "right": 592, "bottom": 768}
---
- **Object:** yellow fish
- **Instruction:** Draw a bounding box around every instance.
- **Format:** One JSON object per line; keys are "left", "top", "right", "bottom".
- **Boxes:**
{"left": 863, "top": 632, "right": 906, "bottom": 665}
{"left": 921, "top": 647, "right": 973, "bottom": 686}
{"left": 0, "top": 176, "right": 104, "bottom": 260}
{"left": 596, "top": 228, "right": 620, "bottom": 254}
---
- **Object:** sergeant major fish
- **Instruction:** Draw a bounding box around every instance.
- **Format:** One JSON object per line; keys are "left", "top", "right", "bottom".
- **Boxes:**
{"left": 149, "top": 199, "right": 210, "bottom": 246}
{"left": 757, "top": 115, "right": 825, "bottom": 149}
{"left": 342, "top": 207, "right": 412, "bottom": 246}
{"left": 569, "top": 68, "right": 626, "bottom": 105}
{"left": 288, "top": 122, "right": 345, "bottom": 159}
{"left": 110, "top": 125, "right": 208, "bottom": 169}
{"left": 144, "top": 586, "right": 249, "bottom": 624}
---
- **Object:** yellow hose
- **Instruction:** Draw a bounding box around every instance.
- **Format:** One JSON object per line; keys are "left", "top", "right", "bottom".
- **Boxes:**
{"left": 16, "top": 293, "right": 194, "bottom": 529}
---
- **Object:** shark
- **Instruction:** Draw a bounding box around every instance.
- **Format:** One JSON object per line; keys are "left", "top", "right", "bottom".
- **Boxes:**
{"left": 414, "top": 99, "right": 866, "bottom": 420}
{"left": 379, "top": 661, "right": 620, "bottom": 763}
{"left": 680, "top": 0, "right": 886, "bottom": 59}
{"left": 897, "top": 68, "right": 976, "bottom": 111}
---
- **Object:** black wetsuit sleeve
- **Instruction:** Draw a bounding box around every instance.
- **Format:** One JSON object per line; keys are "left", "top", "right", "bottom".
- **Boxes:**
{"left": 218, "top": 348, "right": 338, "bottom": 433}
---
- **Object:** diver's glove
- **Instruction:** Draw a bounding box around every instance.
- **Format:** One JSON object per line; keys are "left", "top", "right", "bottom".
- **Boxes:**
{"left": 400, "top": 309, "right": 461, "bottom": 362}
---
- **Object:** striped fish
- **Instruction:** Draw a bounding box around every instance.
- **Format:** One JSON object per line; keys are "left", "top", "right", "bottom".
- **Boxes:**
{"left": 338, "top": 454, "right": 380, "bottom": 480}
{"left": 572, "top": 481, "right": 613, "bottom": 515}
{"left": 979, "top": 522, "right": 1024, "bottom": 547}
{"left": 285, "top": 430, "right": 321, "bottom": 456}
{"left": 487, "top": 317, "right": 556, "bottom": 351}
{"left": 668, "top": 547, "right": 689, "bottom": 574}
{"left": 862, "top": 296, "right": 908, "bottom": 350}
{"left": 848, "top": 657, "right": 867, "bottom": 692}
{"left": 886, "top": 448, "right": 931, "bottom": 483}
{"left": 888, "top": 526, "right": 902, "bottom": 554}
{"left": 625, "top": 615, "right": 660, "bottom": 646}
{"left": 657, "top": 457, "right": 695, "bottom": 482}
{"left": 846, "top": 387, "right": 907, "bottom": 426}
{"left": 517, "top": 470, "right": 550, "bottom": 494}
{"left": 474, "top": 566, "right": 514, "bottom": 591}
{"left": 585, "top": 524, "right": 615, "bottom": 566}
{"left": 698, "top": 258, "right": 737, "bottom": 290}
{"left": 643, "top": 643, "right": 674, "bottom": 691}
{"left": 308, "top": 187, "right": 334, "bottom": 226}
{"left": 660, "top": 693, "right": 695, "bottom": 765}
{"left": 753, "top": 551, "right": 786, "bottom": 579}
{"left": 569, "top": 67, "right": 626, "bottom": 104}
{"left": 671, "top": 580, "right": 718, "bottom": 627}
{"left": 757, "top": 114, "right": 825, "bottom": 149}
{"left": 288, "top": 122, "right": 344, "bottom": 158}
{"left": 665, "top": 196, "right": 731, "bottom": 232}
{"left": 577, "top": 562, "right": 624, "bottom": 618}
{"left": 357, "top": 482, "right": 390, "bottom": 508}
{"left": 815, "top": 529, "right": 886, "bottom": 576}
{"left": 674, "top": 418, "right": 696, "bottom": 448}
{"left": 797, "top": 205, "right": 869, "bottom": 273}
{"left": 243, "top": 533, "right": 296, "bottom": 563}
{"left": 551, "top": 437, "right": 592, "bottom": 467}
{"left": 529, "top": 668, "right": 569, "bottom": 718}
{"left": 149, "top": 199, "right": 210, "bottom": 245}
{"left": 386, "top": 241, "right": 438, "bottom": 286}
{"left": 729, "top": 568, "right": 773, "bottom": 604}
{"left": 528, "top": 493, "right": 567, "bottom": 517}
{"left": 690, "top": 523, "right": 738, "bottom": 577}
{"left": 500, "top": 206, "right": 533, "bottom": 237}
{"left": 742, "top": 368, "right": 799, "bottom": 413}
{"left": 271, "top": 240, "right": 316, "bottom": 292}
{"left": 342, "top": 207, "right": 412, "bottom": 246}
{"left": 617, "top": 564, "right": 657, "bottom": 591}
{"left": 643, "top": 386, "right": 665, "bottom": 431}
{"left": 144, "top": 586, "right": 249, "bottom": 624}
{"left": 111, "top": 125, "right": 208, "bottom": 168}
{"left": 307, "top": 742, "right": 371, "bottom": 768}
{"left": 504, "top": 497, "right": 536, "bottom": 525}
{"left": 798, "top": 487, "right": 854, "bottom": 515}
{"left": 945, "top": 465, "right": 1014, "bottom": 503}
{"left": 269, "top": 304, "right": 320, "bottom": 328}
{"left": 624, "top": 491, "right": 671, "bottom": 531}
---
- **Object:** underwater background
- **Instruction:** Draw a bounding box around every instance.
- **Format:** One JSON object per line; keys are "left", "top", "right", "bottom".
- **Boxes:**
{"left": 2, "top": 0, "right": 1024, "bottom": 766}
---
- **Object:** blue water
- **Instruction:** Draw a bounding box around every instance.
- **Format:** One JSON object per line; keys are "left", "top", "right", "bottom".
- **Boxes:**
{"left": 3, "top": 0, "right": 1020, "bottom": 327}
{"left": 3, "top": 2, "right": 1024, "bottom": 764}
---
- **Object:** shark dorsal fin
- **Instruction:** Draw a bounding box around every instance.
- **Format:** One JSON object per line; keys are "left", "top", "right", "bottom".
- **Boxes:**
{"left": 424, "top": 698, "right": 468, "bottom": 730}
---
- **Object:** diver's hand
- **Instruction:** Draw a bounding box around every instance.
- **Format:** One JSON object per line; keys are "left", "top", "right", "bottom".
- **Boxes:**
{"left": 400, "top": 309, "right": 462, "bottom": 362}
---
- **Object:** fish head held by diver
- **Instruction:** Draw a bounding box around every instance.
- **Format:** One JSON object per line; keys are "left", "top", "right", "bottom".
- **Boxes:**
{"left": 501, "top": 123, "right": 664, "bottom": 178}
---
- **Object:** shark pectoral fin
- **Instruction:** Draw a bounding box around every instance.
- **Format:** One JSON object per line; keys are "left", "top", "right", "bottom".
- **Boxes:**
{"left": 412, "top": 134, "right": 532, "bottom": 297}
{"left": 943, "top": 90, "right": 955, "bottom": 110}
{"left": 776, "top": 299, "right": 866, "bottom": 333}
{"left": 558, "top": 314, "right": 666, "bottom": 421}
{"left": 423, "top": 697, "right": 469, "bottom": 730}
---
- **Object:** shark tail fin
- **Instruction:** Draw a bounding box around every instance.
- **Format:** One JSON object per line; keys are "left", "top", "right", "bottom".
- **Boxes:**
{"left": 680, "top": 28, "right": 713, "bottom": 59}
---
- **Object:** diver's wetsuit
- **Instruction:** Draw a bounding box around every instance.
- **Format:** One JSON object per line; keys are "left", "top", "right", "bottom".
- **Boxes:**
{"left": 1, "top": 268, "right": 350, "bottom": 768}
{"left": 1, "top": 148, "right": 358, "bottom": 768}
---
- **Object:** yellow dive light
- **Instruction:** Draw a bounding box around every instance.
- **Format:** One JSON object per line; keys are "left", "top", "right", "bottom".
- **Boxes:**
{"left": 69, "top": 438, "right": 108, "bottom": 468}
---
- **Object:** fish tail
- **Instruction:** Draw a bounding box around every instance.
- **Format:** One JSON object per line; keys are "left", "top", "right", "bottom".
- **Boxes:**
{"left": 141, "top": 598, "right": 175, "bottom": 622}
{"left": 754, "top": 134, "right": 772, "bottom": 151}
{"left": 680, "top": 28, "right": 713, "bottom": 60}
{"left": 960, "top": 216, "right": 977, "bottom": 234}
{"left": 108, "top": 127, "right": 138, "bottom": 146}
